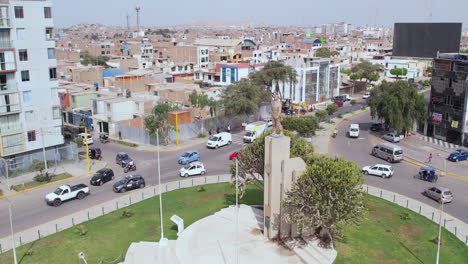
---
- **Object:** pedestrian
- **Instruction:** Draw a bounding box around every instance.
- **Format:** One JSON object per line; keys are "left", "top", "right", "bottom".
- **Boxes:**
{"left": 209, "top": 130, "right": 212, "bottom": 136}
{"left": 118, "top": 131, "right": 122, "bottom": 140}
{"left": 217, "top": 127, "right": 220, "bottom": 134}
{"left": 227, "top": 125, "right": 231, "bottom": 133}
{"left": 91, "top": 123, "right": 94, "bottom": 131}
{"left": 428, "top": 153, "right": 433, "bottom": 164}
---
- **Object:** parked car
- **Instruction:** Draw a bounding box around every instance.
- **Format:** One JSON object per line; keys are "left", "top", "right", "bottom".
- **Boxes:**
{"left": 423, "top": 186, "right": 453, "bottom": 203}
{"left": 334, "top": 95, "right": 346, "bottom": 101}
{"left": 363, "top": 92, "right": 371, "bottom": 99}
{"left": 78, "top": 133, "right": 93, "bottom": 145}
{"left": 116, "top": 152, "right": 131, "bottom": 167}
{"left": 113, "top": 175, "right": 145, "bottom": 193}
{"left": 45, "top": 184, "right": 89, "bottom": 206}
{"left": 362, "top": 164, "right": 394, "bottom": 178}
{"left": 334, "top": 100, "right": 344, "bottom": 107}
{"left": 382, "top": 132, "right": 400, "bottom": 143}
{"left": 370, "top": 123, "right": 383, "bottom": 132}
{"left": 178, "top": 150, "right": 200, "bottom": 164}
{"left": 180, "top": 161, "right": 206, "bottom": 177}
{"left": 341, "top": 94, "right": 351, "bottom": 101}
{"left": 90, "top": 168, "right": 114, "bottom": 186}
{"left": 448, "top": 149, "right": 468, "bottom": 162}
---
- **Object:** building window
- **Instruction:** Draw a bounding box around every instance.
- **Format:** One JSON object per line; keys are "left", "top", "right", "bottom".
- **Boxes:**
{"left": 21, "top": 70, "right": 30, "bottom": 82}
{"left": 49, "top": 68, "right": 57, "bottom": 80}
{"left": 14, "top": 6, "right": 23, "bottom": 19}
{"left": 0, "top": 93, "right": 20, "bottom": 113}
{"left": 16, "top": 28, "right": 25, "bottom": 40}
{"left": 45, "top": 27, "right": 53, "bottom": 40}
{"left": 44, "top": 7, "right": 52, "bottom": 19}
{"left": 1, "top": 132, "right": 23, "bottom": 155}
{"left": 19, "top": 49, "right": 28, "bottom": 61}
{"left": 25, "top": 110, "right": 34, "bottom": 121}
{"left": 47, "top": 48, "right": 55, "bottom": 59}
{"left": 22, "top": 90, "right": 32, "bottom": 103}
{"left": 27, "top": 131, "right": 36, "bottom": 142}
{"left": 0, "top": 50, "right": 16, "bottom": 71}
{"left": 53, "top": 106, "right": 60, "bottom": 119}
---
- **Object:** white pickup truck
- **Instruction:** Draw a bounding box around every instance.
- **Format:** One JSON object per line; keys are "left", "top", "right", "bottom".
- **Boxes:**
{"left": 45, "top": 184, "right": 90, "bottom": 206}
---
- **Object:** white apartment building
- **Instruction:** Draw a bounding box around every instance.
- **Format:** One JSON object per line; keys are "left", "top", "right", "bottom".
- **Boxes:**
{"left": 197, "top": 47, "right": 209, "bottom": 68}
{"left": 0, "top": 0, "right": 62, "bottom": 157}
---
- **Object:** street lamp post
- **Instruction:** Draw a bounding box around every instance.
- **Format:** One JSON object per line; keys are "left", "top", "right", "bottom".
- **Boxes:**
{"left": 436, "top": 199, "right": 444, "bottom": 264}
{"left": 7, "top": 200, "right": 18, "bottom": 264}
{"left": 157, "top": 129, "right": 168, "bottom": 247}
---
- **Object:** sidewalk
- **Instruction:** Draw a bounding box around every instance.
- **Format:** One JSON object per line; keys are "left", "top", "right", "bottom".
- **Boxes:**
{"left": 0, "top": 160, "right": 107, "bottom": 197}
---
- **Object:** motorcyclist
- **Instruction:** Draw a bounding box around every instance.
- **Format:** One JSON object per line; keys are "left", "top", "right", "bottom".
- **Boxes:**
{"left": 333, "top": 129, "right": 338, "bottom": 137}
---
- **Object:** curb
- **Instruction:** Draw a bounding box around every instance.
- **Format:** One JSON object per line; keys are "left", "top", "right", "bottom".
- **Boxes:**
{"left": 141, "top": 140, "right": 208, "bottom": 152}
{"left": 0, "top": 162, "right": 108, "bottom": 199}
{"left": 0, "top": 174, "right": 231, "bottom": 243}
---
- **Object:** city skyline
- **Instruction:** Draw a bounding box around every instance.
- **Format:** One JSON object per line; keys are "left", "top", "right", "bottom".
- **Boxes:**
{"left": 53, "top": 0, "right": 468, "bottom": 28}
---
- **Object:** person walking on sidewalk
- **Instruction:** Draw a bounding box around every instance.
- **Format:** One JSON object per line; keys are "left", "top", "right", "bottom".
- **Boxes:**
{"left": 227, "top": 125, "right": 231, "bottom": 133}
{"left": 427, "top": 153, "right": 433, "bottom": 164}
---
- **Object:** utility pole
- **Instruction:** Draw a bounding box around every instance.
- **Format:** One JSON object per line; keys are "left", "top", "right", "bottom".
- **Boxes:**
{"left": 126, "top": 14, "right": 130, "bottom": 31}
{"left": 8, "top": 200, "right": 18, "bottom": 264}
{"left": 40, "top": 128, "right": 49, "bottom": 177}
{"left": 157, "top": 129, "right": 168, "bottom": 247}
{"left": 436, "top": 199, "right": 444, "bottom": 264}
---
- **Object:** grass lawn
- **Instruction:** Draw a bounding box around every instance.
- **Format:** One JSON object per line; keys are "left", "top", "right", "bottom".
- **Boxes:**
{"left": 1, "top": 185, "right": 466, "bottom": 264}
{"left": 334, "top": 195, "right": 468, "bottom": 263}
{"left": 11, "top": 173, "right": 73, "bottom": 192}
{"left": 325, "top": 121, "right": 335, "bottom": 125}
{"left": 0, "top": 183, "right": 263, "bottom": 264}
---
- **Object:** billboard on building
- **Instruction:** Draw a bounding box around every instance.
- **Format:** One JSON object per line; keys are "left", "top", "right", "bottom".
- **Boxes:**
{"left": 393, "top": 23, "right": 462, "bottom": 58}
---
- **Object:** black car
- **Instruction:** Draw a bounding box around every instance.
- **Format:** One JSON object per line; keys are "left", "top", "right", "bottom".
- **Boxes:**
{"left": 113, "top": 175, "right": 145, "bottom": 193}
{"left": 90, "top": 168, "right": 114, "bottom": 186}
{"left": 116, "top": 152, "right": 131, "bottom": 167}
{"left": 370, "top": 123, "right": 383, "bottom": 132}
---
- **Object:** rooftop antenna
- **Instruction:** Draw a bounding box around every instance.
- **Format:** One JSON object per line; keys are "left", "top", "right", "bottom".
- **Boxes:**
{"left": 135, "top": 5, "right": 141, "bottom": 32}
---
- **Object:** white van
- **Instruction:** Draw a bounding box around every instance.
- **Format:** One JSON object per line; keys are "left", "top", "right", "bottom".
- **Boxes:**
{"left": 349, "top": 124, "right": 359, "bottom": 138}
{"left": 244, "top": 121, "right": 266, "bottom": 143}
{"left": 78, "top": 133, "right": 93, "bottom": 145}
{"left": 206, "top": 132, "right": 232, "bottom": 149}
{"left": 371, "top": 143, "right": 403, "bottom": 163}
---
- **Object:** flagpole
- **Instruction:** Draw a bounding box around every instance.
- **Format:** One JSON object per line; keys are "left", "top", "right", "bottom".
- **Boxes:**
{"left": 235, "top": 158, "right": 239, "bottom": 264}
{"left": 157, "top": 129, "right": 168, "bottom": 246}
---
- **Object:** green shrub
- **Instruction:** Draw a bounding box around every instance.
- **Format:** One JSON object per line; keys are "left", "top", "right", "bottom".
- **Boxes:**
{"left": 197, "top": 132, "right": 206, "bottom": 138}
{"left": 79, "top": 121, "right": 86, "bottom": 127}
{"left": 34, "top": 174, "right": 47, "bottom": 182}
{"left": 281, "top": 115, "right": 319, "bottom": 137}
{"left": 431, "top": 236, "right": 442, "bottom": 245}
{"left": 121, "top": 209, "right": 134, "bottom": 218}
{"left": 315, "top": 110, "right": 328, "bottom": 121}
{"left": 73, "top": 137, "right": 83, "bottom": 148}
{"left": 74, "top": 225, "right": 88, "bottom": 236}
{"left": 24, "top": 249, "right": 34, "bottom": 256}
{"left": 350, "top": 99, "right": 356, "bottom": 105}
{"left": 326, "top": 104, "right": 339, "bottom": 115}
{"left": 337, "top": 114, "right": 343, "bottom": 118}
{"left": 399, "top": 212, "right": 411, "bottom": 220}
{"left": 197, "top": 186, "right": 206, "bottom": 192}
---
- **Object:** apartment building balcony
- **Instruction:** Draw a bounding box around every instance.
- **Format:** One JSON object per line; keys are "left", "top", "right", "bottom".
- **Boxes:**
{"left": 0, "top": 40, "right": 12, "bottom": 49}
{"left": 0, "top": 5, "right": 11, "bottom": 28}
{"left": 0, "top": 49, "right": 16, "bottom": 72}
{"left": 0, "top": 82, "right": 16, "bottom": 94}
{"left": 0, "top": 91, "right": 20, "bottom": 116}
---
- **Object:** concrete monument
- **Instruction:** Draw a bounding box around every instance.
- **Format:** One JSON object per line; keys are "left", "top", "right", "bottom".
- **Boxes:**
{"left": 271, "top": 95, "right": 283, "bottom": 133}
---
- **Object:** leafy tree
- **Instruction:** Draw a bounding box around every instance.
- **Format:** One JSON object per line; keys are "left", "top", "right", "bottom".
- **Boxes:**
{"left": 220, "top": 80, "right": 267, "bottom": 119}
{"left": 315, "top": 110, "right": 328, "bottom": 121}
{"left": 367, "top": 80, "right": 426, "bottom": 133}
{"left": 73, "top": 137, "right": 83, "bottom": 148}
{"left": 426, "top": 66, "right": 433, "bottom": 73}
{"left": 349, "top": 74, "right": 359, "bottom": 81}
{"left": 350, "top": 99, "right": 356, "bottom": 105}
{"left": 315, "top": 47, "right": 332, "bottom": 58}
{"left": 282, "top": 156, "right": 366, "bottom": 245}
{"left": 351, "top": 60, "right": 384, "bottom": 87}
{"left": 389, "top": 68, "right": 408, "bottom": 79}
{"left": 423, "top": 79, "right": 431, "bottom": 86}
{"left": 340, "top": 69, "right": 351, "bottom": 75}
{"left": 81, "top": 51, "right": 109, "bottom": 68}
{"left": 326, "top": 104, "right": 339, "bottom": 115}
{"left": 189, "top": 90, "right": 218, "bottom": 132}
{"left": 231, "top": 130, "right": 314, "bottom": 194}
{"left": 250, "top": 61, "right": 297, "bottom": 99}
{"left": 281, "top": 116, "right": 319, "bottom": 137}
{"left": 144, "top": 103, "right": 179, "bottom": 144}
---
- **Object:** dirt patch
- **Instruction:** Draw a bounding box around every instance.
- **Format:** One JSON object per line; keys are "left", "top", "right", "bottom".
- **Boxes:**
{"left": 33, "top": 234, "right": 66, "bottom": 249}
{"left": 398, "top": 223, "right": 423, "bottom": 240}
{"left": 374, "top": 249, "right": 399, "bottom": 264}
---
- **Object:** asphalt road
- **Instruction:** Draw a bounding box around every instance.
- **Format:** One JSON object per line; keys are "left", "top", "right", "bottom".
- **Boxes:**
{"left": 330, "top": 111, "right": 468, "bottom": 222}
{"left": 0, "top": 134, "right": 246, "bottom": 238}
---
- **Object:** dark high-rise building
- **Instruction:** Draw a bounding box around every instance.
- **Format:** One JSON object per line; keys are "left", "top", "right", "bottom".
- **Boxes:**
{"left": 427, "top": 53, "right": 468, "bottom": 146}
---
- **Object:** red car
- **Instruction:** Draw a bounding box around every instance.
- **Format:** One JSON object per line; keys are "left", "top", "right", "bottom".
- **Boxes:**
{"left": 229, "top": 152, "right": 244, "bottom": 160}
{"left": 334, "top": 100, "right": 344, "bottom": 107}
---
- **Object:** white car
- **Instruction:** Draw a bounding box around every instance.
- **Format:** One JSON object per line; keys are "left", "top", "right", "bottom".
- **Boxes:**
{"left": 362, "top": 164, "right": 394, "bottom": 178}
{"left": 382, "top": 132, "right": 400, "bottom": 143}
{"left": 264, "top": 118, "right": 273, "bottom": 127}
{"left": 180, "top": 161, "right": 206, "bottom": 177}
{"left": 363, "top": 92, "right": 371, "bottom": 99}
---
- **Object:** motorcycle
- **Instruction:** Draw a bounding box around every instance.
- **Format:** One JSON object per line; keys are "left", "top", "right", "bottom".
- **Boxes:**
{"left": 124, "top": 160, "right": 136, "bottom": 173}
{"left": 332, "top": 130, "right": 338, "bottom": 138}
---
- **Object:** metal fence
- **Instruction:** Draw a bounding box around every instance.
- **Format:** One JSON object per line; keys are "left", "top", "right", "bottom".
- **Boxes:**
{"left": 1, "top": 179, "right": 465, "bottom": 255}
{"left": 1, "top": 143, "right": 78, "bottom": 178}
{"left": 0, "top": 174, "right": 231, "bottom": 254}
{"left": 363, "top": 184, "right": 468, "bottom": 245}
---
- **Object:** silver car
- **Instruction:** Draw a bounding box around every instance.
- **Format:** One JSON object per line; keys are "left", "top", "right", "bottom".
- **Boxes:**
{"left": 382, "top": 132, "right": 400, "bottom": 143}
{"left": 423, "top": 186, "right": 453, "bottom": 203}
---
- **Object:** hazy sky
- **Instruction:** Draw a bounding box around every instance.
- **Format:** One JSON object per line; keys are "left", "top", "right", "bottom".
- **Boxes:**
{"left": 53, "top": 0, "right": 468, "bottom": 28}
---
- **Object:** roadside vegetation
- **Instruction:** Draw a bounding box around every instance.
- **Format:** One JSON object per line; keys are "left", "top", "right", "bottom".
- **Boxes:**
{"left": 11, "top": 173, "right": 73, "bottom": 192}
